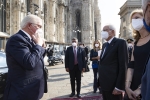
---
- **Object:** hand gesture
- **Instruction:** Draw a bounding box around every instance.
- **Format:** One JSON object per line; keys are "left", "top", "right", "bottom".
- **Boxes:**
{"left": 125, "top": 87, "right": 136, "bottom": 100}
{"left": 134, "top": 88, "right": 141, "bottom": 99}
{"left": 112, "top": 88, "right": 122, "bottom": 95}
{"left": 32, "top": 33, "right": 44, "bottom": 46}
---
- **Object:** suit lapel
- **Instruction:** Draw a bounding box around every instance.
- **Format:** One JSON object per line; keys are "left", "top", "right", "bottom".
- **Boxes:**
{"left": 71, "top": 46, "right": 75, "bottom": 60}
{"left": 19, "top": 30, "right": 32, "bottom": 43}
{"left": 100, "top": 44, "right": 106, "bottom": 59}
{"left": 102, "top": 37, "right": 117, "bottom": 59}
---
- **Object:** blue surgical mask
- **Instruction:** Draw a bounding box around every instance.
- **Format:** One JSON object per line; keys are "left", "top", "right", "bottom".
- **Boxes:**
{"left": 143, "top": 19, "right": 150, "bottom": 32}
{"left": 143, "top": 4, "right": 150, "bottom": 32}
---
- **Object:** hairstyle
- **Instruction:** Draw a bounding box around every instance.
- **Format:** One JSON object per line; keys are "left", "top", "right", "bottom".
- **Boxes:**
{"left": 129, "top": 9, "right": 143, "bottom": 41}
{"left": 72, "top": 37, "right": 78, "bottom": 41}
{"left": 92, "top": 40, "right": 101, "bottom": 51}
{"left": 142, "top": 0, "right": 150, "bottom": 10}
{"left": 20, "top": 14, "right": 42, "bottom": 29}
{"left": 79, "top": 43, "right": 84, "bottom": 46}
{"left": 105, "top": 24, "right": 116, "bottom": 35}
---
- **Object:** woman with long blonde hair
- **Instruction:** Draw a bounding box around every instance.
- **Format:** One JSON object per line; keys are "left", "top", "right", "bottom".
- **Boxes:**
{"left": 90, "top": 40, "right": 101, "bottom": 93}
{"left": 124, "top": 9, "right": 150, "bottom": 100}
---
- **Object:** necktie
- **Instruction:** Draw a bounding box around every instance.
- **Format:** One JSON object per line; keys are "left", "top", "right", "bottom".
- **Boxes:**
{"left": 74, "top": 47, "right": 78, "bottom": 65}
{"left": 31, "top": 39, "right": 35, "bottom": 45}
{"left": 101, "top": 42, "right": 109, "bottom": 58}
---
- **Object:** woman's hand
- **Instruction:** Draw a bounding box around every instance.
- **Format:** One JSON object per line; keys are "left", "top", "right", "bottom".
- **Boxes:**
{"left": 133, "top": 88, "right": 141, "bottom": 99}
{"left": 125, "top": 87, "right": 136, "bottom": 100}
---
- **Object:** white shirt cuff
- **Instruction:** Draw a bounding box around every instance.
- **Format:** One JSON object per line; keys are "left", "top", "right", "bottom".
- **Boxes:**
{"left": 115, "top": 87, "right": 125, "bottom": 93}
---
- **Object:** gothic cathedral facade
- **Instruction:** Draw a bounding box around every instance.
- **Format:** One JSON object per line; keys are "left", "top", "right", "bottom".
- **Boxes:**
{"left": 0, "top": 0, "right": 101, "bottom": 49}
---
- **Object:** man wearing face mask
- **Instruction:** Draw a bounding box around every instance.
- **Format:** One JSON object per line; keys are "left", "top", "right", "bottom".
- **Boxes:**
{"left": 126, "top": 39, "right": 134, "bottom": 62}
{"left": 99, "top": 24, "right": 128, "bottom": 100}
{"left": 141, "top": 0, "right": 150, "bottom": 100}
{"left": 65, "top": 37, "right": 85, "bottom": 98}
{"left": 3, "top": 14, "right": 47, "bottom": 100}
{"left": 79, "top": 43, "right": 90, "bottom": 72}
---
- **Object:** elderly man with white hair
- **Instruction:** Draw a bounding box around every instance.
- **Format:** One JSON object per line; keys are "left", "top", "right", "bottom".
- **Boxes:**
{"left": 3, "top": 14, "right": 47, "bottom": 100}
{"left": 141, "top": 0, "right": 150, "bottom": 100}
{"left": 98, "top": 24, "right": 128, "bottom": 100}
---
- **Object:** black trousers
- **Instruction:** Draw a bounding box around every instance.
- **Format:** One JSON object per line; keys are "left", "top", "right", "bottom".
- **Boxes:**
{"left": 102, "top": 90, "right": 123, "bottom": 100}
{"left": 93, "top": 68, "right": 99, "bottom": 92}
{"left": 69, "top": 64, "right": 81, "bottom": 94}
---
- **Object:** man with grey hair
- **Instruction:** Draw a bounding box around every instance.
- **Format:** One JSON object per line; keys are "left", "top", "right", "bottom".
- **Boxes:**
{"left": 99, "top": 24, "right": 128, "bottom": 100}
{"left": 3, "top": 14, "right": 47, "bottom": 100}
{"left": 65, "top": 37, "right": 85, "bottom": 98}
{"left": 141, "top": 0, "right": 150, "bottom": 100}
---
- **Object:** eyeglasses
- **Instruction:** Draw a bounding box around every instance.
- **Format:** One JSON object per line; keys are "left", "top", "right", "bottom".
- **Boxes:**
{"left": 31, "top": 23, "right": 42, "bottom": 28}
{"left": 103, "top": 29, "right": 112, "bottom": 32}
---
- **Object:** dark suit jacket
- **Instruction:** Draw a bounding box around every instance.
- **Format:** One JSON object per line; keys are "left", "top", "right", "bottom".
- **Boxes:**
{"left": 99, "top": 37, "right": 128, "bottom": 91}
{"left": 65, "top": 46, "right": 85, "bottom": 71}
{"left": 3, "top": 30, "right": 47, "bottom": 100}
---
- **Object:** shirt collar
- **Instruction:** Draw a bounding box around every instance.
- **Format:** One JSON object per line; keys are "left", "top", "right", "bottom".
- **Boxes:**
{"left": 21, "top": 30, "right": 32, "bottom": 40}
{"left": 108, "top": 36, "right": 115, "bottom": 44}
{"left": 72, "top": 46, "right": 78, "bottom": 50}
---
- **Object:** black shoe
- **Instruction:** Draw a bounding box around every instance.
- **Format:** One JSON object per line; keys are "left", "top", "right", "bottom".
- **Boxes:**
{"left": 77, "top": 94, "right": 81, "bottom": 98}
{"left": 93, "top": 91, "right": 96, "bottom": 93}
{"left": 99, "top": 88, "right": 102, "bottom": 94}
{"left": 69, "top": 92, "right": 75, "bottom": 97}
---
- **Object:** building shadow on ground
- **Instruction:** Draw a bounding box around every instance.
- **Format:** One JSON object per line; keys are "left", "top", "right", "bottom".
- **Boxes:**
{"left": 81, "top": 83, "right": 93, "bottom": 88}
{"left": 49, "top": 73, "right": 69, "bottom": 77}
{"left": 48, "top": 92, "right": 102, "bottom": 100}
{"left": 47, "top": 77, "right": 69, "bottom": 82}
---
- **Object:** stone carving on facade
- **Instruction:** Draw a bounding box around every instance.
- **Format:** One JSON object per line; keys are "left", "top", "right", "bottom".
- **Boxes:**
{"left": 2, "top": 0, "right": 101, "bottom": 47}
{"left": 14, "top": 1, "right": 21, "bottom": 10}
{"left": 21, "top": 3, "right": 26, "bottom": 12}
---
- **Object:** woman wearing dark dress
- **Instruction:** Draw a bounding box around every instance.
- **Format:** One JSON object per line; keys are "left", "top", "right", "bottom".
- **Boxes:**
{"left": 90, "top": 40, "right": 101, "bottom": 93}
{"left": 125, "top": 9, "right": 150, "bottom": 100}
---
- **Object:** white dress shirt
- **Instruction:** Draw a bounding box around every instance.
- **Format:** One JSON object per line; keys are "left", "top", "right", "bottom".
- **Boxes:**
{"left": 21, "top": 30, "right": 32, "bottom": 40}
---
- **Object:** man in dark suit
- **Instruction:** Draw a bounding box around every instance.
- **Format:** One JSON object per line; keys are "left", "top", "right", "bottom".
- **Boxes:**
{"left": 99, "top": 24, "right": 128, "bottom": 100}
{"left": 3, "top": 14, "right": 47, "bottom": 100}
{"left": 65, "top": 37, "right": 85, "bottom": 98}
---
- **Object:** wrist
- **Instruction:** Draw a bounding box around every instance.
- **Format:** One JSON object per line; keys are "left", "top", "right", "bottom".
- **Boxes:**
{"left": 125, "top": 80, "right": 131, "bottom": 89}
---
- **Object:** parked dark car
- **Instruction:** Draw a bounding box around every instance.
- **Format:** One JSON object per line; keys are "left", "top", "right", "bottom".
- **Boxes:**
{"left": 0, "top": 51, "right": 8, "bottom": 99}
{"left": 47, "top": 52, "right": 63, "bottom": 66}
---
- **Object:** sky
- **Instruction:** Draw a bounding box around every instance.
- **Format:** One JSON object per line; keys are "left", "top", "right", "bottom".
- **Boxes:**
{"left": 98, "top": 0, "right": 127, "bottom": 37}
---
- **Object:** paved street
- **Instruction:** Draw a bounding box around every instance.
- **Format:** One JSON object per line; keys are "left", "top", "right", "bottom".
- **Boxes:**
{"left": 41, "top": 57, "right": 102, "bottom": 100}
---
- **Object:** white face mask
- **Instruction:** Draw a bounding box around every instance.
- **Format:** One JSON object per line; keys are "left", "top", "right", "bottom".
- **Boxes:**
{"left": 36, "top": 28, "right": 44, "bottom": 38}
{"left": 132, "top": 19, "right": 143, "bottom": 31}
{"left": 72, "top": 42, "right": 77, "bottom": 47}
{"left": 95, "top": 44, "right": 99, "bottom": 47}
{"left": 128, "top": 43, "right": 133, "bottom": 47}
{"left": 101, "top": 31, "right": 109, "bottom": 39}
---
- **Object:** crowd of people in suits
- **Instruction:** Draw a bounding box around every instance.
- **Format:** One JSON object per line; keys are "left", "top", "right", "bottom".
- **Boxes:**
{"left": 3, "top": 0, "right": 150, "bottom": 100}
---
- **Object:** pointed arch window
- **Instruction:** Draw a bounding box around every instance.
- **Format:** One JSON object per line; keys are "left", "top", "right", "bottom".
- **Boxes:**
{"left": 75, "top": 10, "right": 81, "bottom": 42}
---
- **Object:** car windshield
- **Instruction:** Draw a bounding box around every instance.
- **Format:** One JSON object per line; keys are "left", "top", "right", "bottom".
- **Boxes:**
{"left": 0, "top": 52, "right": 7, "bottom": 68}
